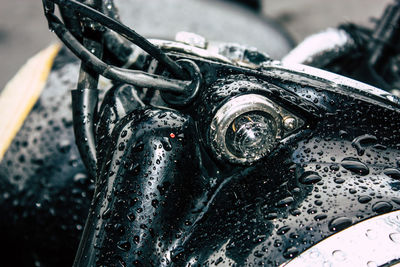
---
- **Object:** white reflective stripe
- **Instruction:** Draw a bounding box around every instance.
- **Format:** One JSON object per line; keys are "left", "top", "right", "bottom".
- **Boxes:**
{"left": 0, "top": 43, "right": 61, "bottom": 161}
{"left": 283, "top": 210, "right": 400, "bottom": 267}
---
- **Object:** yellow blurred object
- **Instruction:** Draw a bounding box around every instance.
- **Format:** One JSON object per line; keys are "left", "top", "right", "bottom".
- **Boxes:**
{"left": 0, "top": 43, "right": 61, "bottom": 161}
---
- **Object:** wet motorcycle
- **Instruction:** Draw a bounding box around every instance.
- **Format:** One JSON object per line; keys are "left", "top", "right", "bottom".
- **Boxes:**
{"left": 1, "top": 0, "right": 400, "bottom": 266}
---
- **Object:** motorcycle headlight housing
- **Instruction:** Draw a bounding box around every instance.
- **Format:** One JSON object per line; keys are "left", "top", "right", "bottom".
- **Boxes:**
{"left": 209, "top": 94, "right": 303, "bottom": 164}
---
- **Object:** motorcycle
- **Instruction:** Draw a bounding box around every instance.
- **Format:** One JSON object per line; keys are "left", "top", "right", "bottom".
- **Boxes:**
{"left": 0, "top": 0, "right": 400, "bottom": 266}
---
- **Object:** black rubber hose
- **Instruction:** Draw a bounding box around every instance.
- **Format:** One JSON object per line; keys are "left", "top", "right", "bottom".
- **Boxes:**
{"left": 48, "top": 0, "right": 187, "bottom": 79}
{"left": 45, "top": 14, "right": 189, "bottom": 92}
{"left": 71, "top": 89, "right": 99, "bottom": 180}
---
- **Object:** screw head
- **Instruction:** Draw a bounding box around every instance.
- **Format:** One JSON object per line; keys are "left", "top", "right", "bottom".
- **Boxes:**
{"left": 283, "top": 117, "right": 297, "bottom": 131}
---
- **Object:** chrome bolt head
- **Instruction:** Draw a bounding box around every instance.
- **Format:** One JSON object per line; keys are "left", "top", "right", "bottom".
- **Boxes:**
{"left": 283, "top": 117, "right": 297, "bottom": 131}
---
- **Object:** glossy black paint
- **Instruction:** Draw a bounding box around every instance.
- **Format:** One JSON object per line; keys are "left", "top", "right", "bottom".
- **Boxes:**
{"left": 3, "top": 4, "right": 400, "bottom": 265}
{"left": 0, "top": 1, "right": 296, "bottom": 264}
{"left": 74, "top": 108, "right": 204, "bottom": 266}
{"left": 174, "top": 72, "right": 400, "bottom": 265}
{"left": 1, "top": 46, "right": 400, "bottom": 266}
{"left": 72, "top": 49, "right": 400, "bottom": 266}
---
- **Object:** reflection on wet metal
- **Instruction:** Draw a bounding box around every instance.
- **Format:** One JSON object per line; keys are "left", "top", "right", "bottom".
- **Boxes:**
{"left": 262, "top": 61, "right": 400, "bottom": 106}
{"left": 282, "top": 28, "right": 356, "bottom": 68}
{"left": 284, "top": 210, "right": 400, "bottom": 267}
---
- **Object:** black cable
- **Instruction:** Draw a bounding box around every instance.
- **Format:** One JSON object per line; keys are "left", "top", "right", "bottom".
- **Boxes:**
{"left": 47, "top": 0, "right": 187, "bottom": 79}
{"left": 45, "top": 13, "right": 190, "bottom": 93}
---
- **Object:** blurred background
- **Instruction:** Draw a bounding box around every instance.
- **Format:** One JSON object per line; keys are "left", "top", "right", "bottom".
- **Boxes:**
{"left": 0, "top": 0, "right": 393, "bottom": 90}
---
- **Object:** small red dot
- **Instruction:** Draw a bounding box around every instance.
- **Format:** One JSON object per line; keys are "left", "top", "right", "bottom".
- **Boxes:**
{"left": 169, "top": 133, "right": 175, "bottom": 138}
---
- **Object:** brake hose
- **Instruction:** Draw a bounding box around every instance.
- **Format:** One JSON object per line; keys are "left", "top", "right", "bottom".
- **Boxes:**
{"left": 43, "top": 0, "right": 189, "bottom": 82}
{"left": 42, "top": 0, "right": 197, "bottom": 180}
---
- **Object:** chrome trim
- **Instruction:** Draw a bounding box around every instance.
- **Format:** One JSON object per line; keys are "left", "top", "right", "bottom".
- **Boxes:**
{"left": 262, "top": 61, "right": 400, "bottom": 106}
{"left": 149, "top": 38, "right": 270, "bottom": 68}
{"left": 282, "top": 28, "right": 356, "bottom": 68}
{"left": 210, "top": 94, "right": 282, "bottom": 164}
{"left": 175, "top": 31, "right": 207, "bottom": 49}
{"left": 149, "top": 39, "right": 233, "bottom": 64}
{"left": 283, "top": 210, "right": 400, "bottom": 267}
{"left": 209, "top": 94, "right": 304, "bottom": 164}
